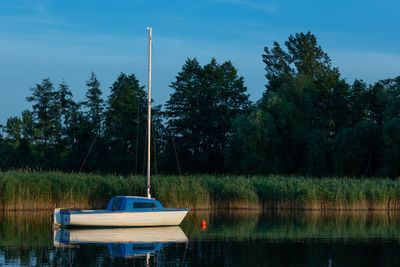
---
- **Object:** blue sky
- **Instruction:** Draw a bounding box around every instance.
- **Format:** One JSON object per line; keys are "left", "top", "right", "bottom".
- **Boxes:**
{"left": 0, "top": 0, "right": 399, "bottom": 125}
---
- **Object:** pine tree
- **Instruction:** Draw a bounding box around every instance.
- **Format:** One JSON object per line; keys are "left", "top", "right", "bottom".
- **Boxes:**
{"left": 104, "top": 73, "right": 147, "bottom": 174}
{"left": 83, "top": 72, "right": 104, "bottom": 134}
{"left": 165, "top": 58, "right": 250, "bottom": 173}
{"left": 26, "top": 78, "right": 61, "bottom": 148}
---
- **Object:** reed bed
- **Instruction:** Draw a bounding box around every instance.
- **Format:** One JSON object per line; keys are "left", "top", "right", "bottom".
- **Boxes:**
{"left": 1, "top": 171, "right": 400, "bottom": 210}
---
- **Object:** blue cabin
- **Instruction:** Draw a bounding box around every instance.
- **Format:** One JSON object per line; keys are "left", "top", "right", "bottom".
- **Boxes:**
{"left": 106, "top": 196, "right": 165, "bottom": 212}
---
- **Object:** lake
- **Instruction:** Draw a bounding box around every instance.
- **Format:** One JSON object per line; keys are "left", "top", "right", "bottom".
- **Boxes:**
{"left": 1, "top": 210, "right": 400, "bottom": 266}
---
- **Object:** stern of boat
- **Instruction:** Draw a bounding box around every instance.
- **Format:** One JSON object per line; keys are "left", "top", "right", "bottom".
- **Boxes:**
{"left": 53, "top": 208, "right": 62, "bottom": 227}
{"left": 53, "top": 208, "right": 70, "bottom": 227}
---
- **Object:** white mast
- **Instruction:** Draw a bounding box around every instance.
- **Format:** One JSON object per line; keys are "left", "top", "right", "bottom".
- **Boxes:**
{"left": 146, "top": 27, "right": 152, "bottom": 199}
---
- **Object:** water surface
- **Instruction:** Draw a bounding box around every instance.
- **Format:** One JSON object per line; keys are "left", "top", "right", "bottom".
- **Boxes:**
{"left": 1, "top": 210, "right": 400, "bottom": 266}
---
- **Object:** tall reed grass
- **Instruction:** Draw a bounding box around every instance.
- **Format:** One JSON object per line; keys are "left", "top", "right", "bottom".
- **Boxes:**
{"left": 0, "top": 171, "right": 400, "bottom": 210}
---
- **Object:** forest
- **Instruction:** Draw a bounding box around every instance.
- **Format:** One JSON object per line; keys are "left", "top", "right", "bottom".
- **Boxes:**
{"left": 1, "top": 32, "right": 399, "bottom": 177}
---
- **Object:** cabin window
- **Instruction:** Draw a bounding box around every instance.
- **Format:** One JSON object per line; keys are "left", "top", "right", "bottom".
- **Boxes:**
{"left": 133, "top": 202, "right": 156, "bottom": 209}
{"left": 111, "top": 198, "right": 123, "bottom": 211}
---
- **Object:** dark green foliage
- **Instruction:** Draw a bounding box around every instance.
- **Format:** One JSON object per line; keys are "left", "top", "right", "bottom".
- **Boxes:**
{"left": 104, "top": 73, "right": 148, "bottom": 174}
{"left": 4, "top": 116, "right": 22, "bottom": 147}
{"left": 228, "top": 32, "right": 398, "bottom": 177}
{"left": 349, "top": 80, "right": 369, "bottom": 124}
{"left": 58, "top": 81, "right": 79, "bottom": 144}
{"left": 0, "top": 72, "right": 163, "bottom": 174}
{"left": 229, "top": 32, "right": 341, "bottom": 176}
{"left": 165, "top": 58, "right": 250, "bottom": 173}
{"left": 1, "top": 111, "right": 36, "bottom": 169}
{"left": 0, "top": 140, "right": 18, "bottom": 169}
{"left": 382, "top": 77, "right": 400, "bottom": 120}
{"left": 333, "top": 121, "right": 382, "bottom": 176}
{"left": 71, "top": 72, "right": 106, "bottom": 173}
{"left": 26, "top": 78, "right": 61, "bottom": 147}
{"left": 58, "top": 81, "right": 75, "bottom": 127}
{"left": 285, "top": 32, "right": 337, "bottom": 79}
{"left": 330, "top": 80, "right": 352, "bottom": 133}
{"left": 0, "top": 32, "right": 398, "bottom": 177}
{"left": 381, "top": 118, "right": 400, "bottom": 177}
{"left": 82, "top": 72, "right": 104, "bottom": 134}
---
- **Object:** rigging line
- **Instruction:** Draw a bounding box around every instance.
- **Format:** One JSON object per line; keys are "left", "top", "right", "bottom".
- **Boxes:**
{"left": 142, "top": 121, "right": 148, "bottom": 176}
{"left": 169, "top": 125, "right": 182, "bottom": 176}
{"left": 135, "top": 102, "right": 140, "bottom": 175}
{"left": 363, "top": 153, "right": 372, "bottom": 176}
{"left": 79, "top": 133, "right": 98, "bottom": 174}
{"left": 152, "top": 121, "right": 158, "bottom": 175}
{"left": 61, "top": 133, "right": 98, "bottom": 205}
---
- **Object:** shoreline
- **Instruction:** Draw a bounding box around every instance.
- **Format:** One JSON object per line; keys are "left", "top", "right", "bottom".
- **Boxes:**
{"left": 3, "top": 206, "right": 400, "bottom": 212}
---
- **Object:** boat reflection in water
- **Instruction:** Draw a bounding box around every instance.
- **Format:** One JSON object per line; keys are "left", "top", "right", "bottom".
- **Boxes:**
{"left": 53, "top": 226, "right": 188, "bottom": 259}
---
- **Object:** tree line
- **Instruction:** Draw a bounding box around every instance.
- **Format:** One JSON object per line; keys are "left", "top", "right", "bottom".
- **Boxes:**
{"left": 1, "top": 32, "right": 399, "bottom": 177}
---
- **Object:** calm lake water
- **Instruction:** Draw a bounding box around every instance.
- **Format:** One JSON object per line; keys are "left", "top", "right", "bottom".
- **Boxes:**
{"left": 1, "top": 210, "right": 400, "bottom": 266}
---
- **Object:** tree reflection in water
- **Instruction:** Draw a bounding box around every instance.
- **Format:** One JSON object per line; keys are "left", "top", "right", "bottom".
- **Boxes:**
{"left": 1, "top": 210, "right": 400, "bottom": 266}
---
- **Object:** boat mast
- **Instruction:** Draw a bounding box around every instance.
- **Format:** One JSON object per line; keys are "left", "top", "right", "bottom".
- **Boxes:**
{"left": 146, "top": 27, "right": 152, "bottom": 199}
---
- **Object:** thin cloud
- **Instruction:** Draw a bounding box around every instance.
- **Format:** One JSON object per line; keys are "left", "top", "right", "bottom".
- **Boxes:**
{"left": 212, "top": 0, "right": 276, "bottom": 12}
{"left": 0, "top": 2, "right": 45, "bottom": 12}
{"left": 0, "top": 15, "right": 54, "bottom": 25}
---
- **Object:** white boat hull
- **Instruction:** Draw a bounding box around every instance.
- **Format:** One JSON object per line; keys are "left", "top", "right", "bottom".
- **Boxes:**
{"left": 55, "top": 210, "right": 189, "bottom": 227}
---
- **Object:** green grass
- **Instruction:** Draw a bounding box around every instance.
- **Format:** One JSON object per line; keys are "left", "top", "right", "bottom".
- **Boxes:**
{"left": 0, "top": 171, "right": 400, "bottom": 210}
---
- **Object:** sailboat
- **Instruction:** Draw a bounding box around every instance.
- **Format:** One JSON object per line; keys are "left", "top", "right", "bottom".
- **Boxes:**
{"left": 53, "top": 28, "right": 189, "bottom": 227}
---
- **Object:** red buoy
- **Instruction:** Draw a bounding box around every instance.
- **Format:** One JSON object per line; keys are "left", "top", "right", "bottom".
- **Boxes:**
{"left": 200, "top": 219, "right": 206, "bottom": 231}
